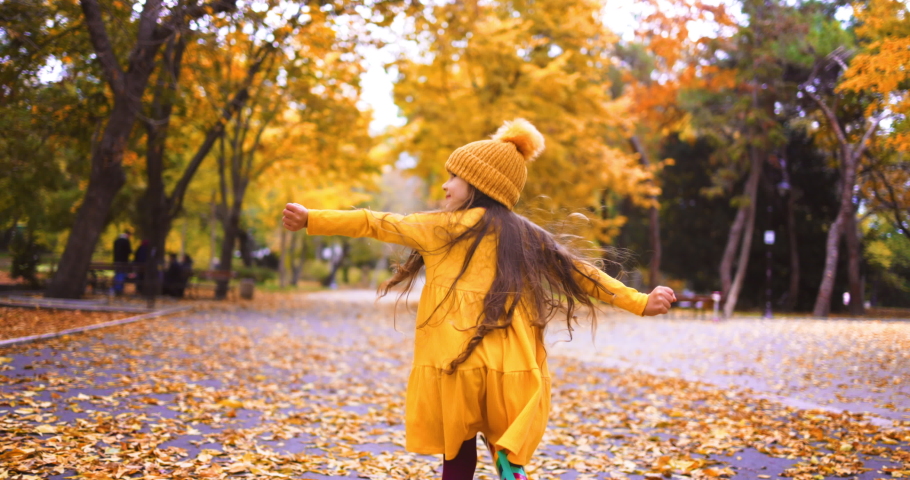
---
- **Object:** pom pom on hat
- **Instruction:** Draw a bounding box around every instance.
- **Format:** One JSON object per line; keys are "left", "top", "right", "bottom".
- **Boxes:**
{"left": 491, "top": 118, "right": 545, "bottom": 162}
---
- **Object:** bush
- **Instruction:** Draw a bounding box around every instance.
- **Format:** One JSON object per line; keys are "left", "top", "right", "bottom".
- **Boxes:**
{"left": 10, "top": 233, "right": 42, "bottom": 288}
{"left": 303, "top": 259, "right": 330, "bottom": 281}
{"left": 235, "top": 265, "right": 277, "bottom": 284}
{"left": 256, "top": 252, "right": 280, "bottom": 270}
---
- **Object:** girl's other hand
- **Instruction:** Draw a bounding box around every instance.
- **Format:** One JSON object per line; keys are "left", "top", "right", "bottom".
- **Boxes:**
{"left": 643, "top": 286, "right": 677, "bottom": 316}
{"left": 283, "top": 203, "right": 309, "bottom": 231}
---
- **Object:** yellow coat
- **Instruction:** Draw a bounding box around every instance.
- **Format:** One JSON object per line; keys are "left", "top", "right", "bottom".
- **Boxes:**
{"left": 307, "top": 208, "right": 649, "bottom": 465}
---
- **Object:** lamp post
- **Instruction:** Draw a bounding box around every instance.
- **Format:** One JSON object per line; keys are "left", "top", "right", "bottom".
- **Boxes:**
{"left": 763, "top": 176, "right": 790, "bottom": 320}
{"left": 763, "top": 224, "right": 775, "bottom": 319}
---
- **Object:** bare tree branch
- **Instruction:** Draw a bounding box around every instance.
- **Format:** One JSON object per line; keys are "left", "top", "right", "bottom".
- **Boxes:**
{"left": 135, "top": 0, "right": 164, "bottom": 47}
{"left": 801, "top": 60, "right": 849, "bottom": 149}
{"left": 167, "top": 86, "right": 250, "bottom": 219}
{"left": 872, "top": 167, "right": 910, "bottom": 239}
{"left": 152, "top": 0, "right": 238, "bottom": 42}
{"left": 80, "top": 0, "right": 125, "bottom": 95}
{"left": 804, "top": 90, "right": 849, "bottom": 149}
{"left": 856, "top": 115, "right": 883, "bottom": 157}
{"left": 166, "top": 38, "right": 276, "bottom": 220}
{"left": 827, "top": 47, "right": 852, "bottom": 72}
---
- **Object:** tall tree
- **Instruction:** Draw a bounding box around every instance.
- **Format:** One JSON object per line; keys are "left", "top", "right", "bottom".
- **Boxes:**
{"left": 139, "top": 3, "right": 301, "bottom": 296}
{"left": 0, "top": 1, "right": 124, "bottom": 264}
{"left": 199, "top": 8, "right": 376, "bottom": 298}
{"left": 45, "top": 0, "right": 237, "bottom": 298}
{"left": 676, "top": 0, "right": 848, "bottom": 316}
{"left": 623, "top": 0, "right": 735, "bottom": 289}
{"left": 675, "top": 0, "right": 788, "bottom": 317}
{"left": 802, "top": 50, "right": 882, "bottom": 317}
{"left": 391, "top": 0, "right": 655, "bottom": 249}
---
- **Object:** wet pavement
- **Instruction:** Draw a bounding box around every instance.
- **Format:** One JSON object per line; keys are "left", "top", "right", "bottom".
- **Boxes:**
{"left": 0, "top": 290, "right": 907, "bottom": 479}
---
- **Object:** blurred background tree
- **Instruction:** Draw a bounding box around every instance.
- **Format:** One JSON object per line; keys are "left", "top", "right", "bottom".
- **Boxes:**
{"left": 1, "top": 0, "right": 906, "bottom": 315}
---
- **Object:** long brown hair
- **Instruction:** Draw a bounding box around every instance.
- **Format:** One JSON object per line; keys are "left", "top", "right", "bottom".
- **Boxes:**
{"left": 378, "top": 186, "right": 618, "bottom": 374}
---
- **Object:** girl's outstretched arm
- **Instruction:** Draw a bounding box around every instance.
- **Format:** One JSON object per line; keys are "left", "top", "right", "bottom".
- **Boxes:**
{"left": 282, "top": 203, "right": 440, "bottom": 251}
{"left": 573, "top": 261, "right": 676, "bottom": 316}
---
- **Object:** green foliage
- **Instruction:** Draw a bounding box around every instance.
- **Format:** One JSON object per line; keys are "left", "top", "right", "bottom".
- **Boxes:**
{"left": 9, "top": 231, "right": 43, "bottom": 288}
{"left": 805, "top": 13, "right": 855, "bottom": 62}
{"left": 865, "top": 222, "right": 910, "bottom": 304}
{"left": 303, "top": 260, "right": 331, "bottom": 282}
{"left": 235, "top": 265, "right": 277, "bottom": 284}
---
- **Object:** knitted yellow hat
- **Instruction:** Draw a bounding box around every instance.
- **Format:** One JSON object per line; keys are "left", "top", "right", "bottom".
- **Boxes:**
{"left": 444, "top": 119, "right": 545, "bottom": 209}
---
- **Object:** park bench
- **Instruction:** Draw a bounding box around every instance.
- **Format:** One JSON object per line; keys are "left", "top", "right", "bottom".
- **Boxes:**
{"left": 186, "top": 270, "right": 237, "bottom": 299}
{"left": 86, "top": 262, "right": 145, "bottom": 294}
{"left": 86, "top": 263, "right": 236, "bottom": 299}
{"left": 670, "top": 294, "right": 719, "bottom": 319}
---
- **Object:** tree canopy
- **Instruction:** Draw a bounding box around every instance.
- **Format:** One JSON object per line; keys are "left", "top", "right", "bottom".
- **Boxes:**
{"left": 1, "top": 0, "right": 907, "bottom": 314}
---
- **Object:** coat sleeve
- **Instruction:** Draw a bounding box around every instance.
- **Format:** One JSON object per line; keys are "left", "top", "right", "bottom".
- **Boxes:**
{"left": 572, "top": 261, "right": 650, "bottom": 316}
{"left": 306, "top": 209, "right": 441, "bottom": 252}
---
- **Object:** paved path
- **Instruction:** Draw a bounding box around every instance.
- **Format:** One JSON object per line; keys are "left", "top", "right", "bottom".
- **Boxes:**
{"left": 547, "top": 312, "right": 910, "bottom": 423}
{"left": 0, "top": 290, "right": 906, "bottom": 479}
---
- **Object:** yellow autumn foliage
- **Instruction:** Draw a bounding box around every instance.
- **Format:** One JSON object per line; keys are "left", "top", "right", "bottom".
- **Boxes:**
{"left": 839, "top": 0, "right": 910, "bottom": 151}
{"left": 391, "top": 0, "right": 657, "bottom": 245}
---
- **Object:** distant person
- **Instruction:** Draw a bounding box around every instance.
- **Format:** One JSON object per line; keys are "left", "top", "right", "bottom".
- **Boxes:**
{"left": 133, "top": 240, "right": 150, "bottom": 294}
{"left": 162, "top": 253, "right": 183, "bottom": 297}
{"left": 112, "top": 231, "right": 132, "bottom": 295}
{"left": 181, "top": 253, "right": 194, "bottom": 271}
{"left": 281, "top": 119, "right": 677, "bottom": 480}
{"left": 176, "top": 253, "right": 194, "bottom": 298}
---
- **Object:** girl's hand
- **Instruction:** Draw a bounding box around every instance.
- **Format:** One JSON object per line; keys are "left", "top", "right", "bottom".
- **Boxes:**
{"left": 283, "top": 203, "right": 309, "bottom": 231}
{"left": 643, "top": 286, "right": 677, "bottom": 316}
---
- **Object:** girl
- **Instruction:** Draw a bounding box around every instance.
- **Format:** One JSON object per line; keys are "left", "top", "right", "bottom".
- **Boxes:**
{"left": 282, "top": 119, "right": 677, "bottom": 480}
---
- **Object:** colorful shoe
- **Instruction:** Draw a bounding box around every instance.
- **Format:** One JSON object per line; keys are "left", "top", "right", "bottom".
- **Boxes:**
{"left": 479, "top": 433, "right": 496, "bottom": 464}
{"left": 496, "top": 450, "right": 528, "bottom": 480}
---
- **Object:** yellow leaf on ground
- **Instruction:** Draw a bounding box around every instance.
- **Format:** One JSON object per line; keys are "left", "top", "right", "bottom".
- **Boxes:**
{"left": 34, "top": 424, "right": 56, "bottom": 434}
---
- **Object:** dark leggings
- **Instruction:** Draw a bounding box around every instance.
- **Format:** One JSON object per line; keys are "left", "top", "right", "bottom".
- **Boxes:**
{"left": 442, "top": 437, "right": 477, "bottom": 480}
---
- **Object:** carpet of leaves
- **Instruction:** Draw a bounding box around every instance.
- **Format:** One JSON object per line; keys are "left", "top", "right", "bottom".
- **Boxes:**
{"left": 549, "top": 314, "right": 910, "bottom": 421}
{"left": 0, "top": 292, "right": 907, "bottom": 479}
{"left": 0, "top": 308, "right": 133, "bottom": 341}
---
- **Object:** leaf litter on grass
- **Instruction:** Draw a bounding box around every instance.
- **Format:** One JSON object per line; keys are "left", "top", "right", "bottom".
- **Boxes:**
{"left": 0, "top": 292, "right": 906, "bottom": 479}
{"left": 0, "top": 307, "right": 135, "bottom": 341}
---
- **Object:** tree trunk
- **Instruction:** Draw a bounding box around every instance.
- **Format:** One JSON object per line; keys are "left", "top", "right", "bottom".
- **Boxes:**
{"left": 813, "top": 145, "right": 860, "bottom": 317}
{"left": 341, "top": 238, "right": 351, "bottom": 285}
{"left": 46, "top": 0, "right": 236, "bottom": 299}
{"left": 215, "top": 132, "right": 234, "bottom": 300}
{"left": 209, "top": 192, "right": 218, "bottom": 270}
{"left": 238, "top": 229, "right": 254, "bottom": 267}
{"left": 216, "top": 208, "right": 239, "bottom": 299}
{"left": 290, "top": 233, "right": 305, "bottom": 286}
{"left": 216, "top": 161, "right": 244, "bottom": 300}
{"left": 45, "top": 101, "right": 130, "bottom": 298}
{"left": 719, "top": 205, "right": 747, "bottom": 300}
{"left": 648, "top": 204, "right": 661, "bottom": 289}
{"left": 722, "top": 147, "right": 763, "bottom": 318}
{"left": 278, "top": 228, "right": 288, "bottom": 288}
{"left": 803, "top": 68, "right": 880, "bottom": 317}
{"left": 629, "top": 135, "right": 661, "bottom": 289}
{"left": 813, "top": 207, "right": 845, "bottom": 317}
{"left": 844, "top": 204, "right": 865, "bottom": 316}
{"left": 144, "top": 100, "right": 171, "bottom": 300}
{"left": 322, "top": 242, "right": 350, "bottom": 288}
{"left": 143, "top": 32, "right": 184, "bottom": 283}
